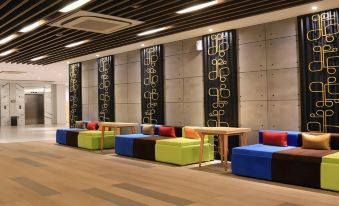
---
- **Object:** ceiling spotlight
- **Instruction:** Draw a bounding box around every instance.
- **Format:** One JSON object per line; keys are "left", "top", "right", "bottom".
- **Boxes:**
{"left": 0, "top": 49, "right": 17, "bottom": 57}
{"left": 141, "top": 43, "right": 145, "bottom": 46}
{"left": 311, "top": 6, "right": 318, "bottom": 11}
{"left": 137, "top": 27, "right": 168, "bottom": 36}
{"left": 19, "top": 20, "right": 46, "bottom": 33}
{"left": 67, "top": 61, "right": 70, "bottom": 64}
{"left": 31, "top": 55, "right": 48, "bottom": 62}
{"left": 96, "top": 54, "right": 100, "bottom": 57}
{"left": 208, "top": 28, "right": 213, "bottom": 32}
{"left": 176, "top": 0, "right": 222, "bottom": 14}
{"left": 59, "top": 0, "right": 91, "bottom": 13}
{"left": 0, "top": 34, "right": 18, "bottom": 45}
{"left": 65, "top": 40, "right": 90, "bottom": 48}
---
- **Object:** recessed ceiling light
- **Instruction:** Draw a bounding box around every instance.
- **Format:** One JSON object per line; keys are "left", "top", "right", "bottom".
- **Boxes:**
{"left": 65, "top": 40, "right": 90, "bottom": 48}
{"left": 137, "top": 27, "right": 168, "bottom": 36}
{"left": 0, "top": 49, "right": 17, "bottom": 57}
{"left": 31, "top": 55, "right": 48, "bottom": 62}
{"left": 0, "top": 34, "right": 18, "bottom": 45}
{"left": 311, "top": 6, "right": 318, "bottom": 11}
{"left": 96, "top": 54, "right": 100, "bottom": 57}
{"left": 141, "top": 43, "right": 145, "bottom": 46}
{"left": 208, "top": 28, "right": 213, "bottom": 32}
{"left": 19, "top": 20, "right": 46, "bottom": 33}
{"left": 176, "top": 0, "right": 222, "bottom": 14}
{"left": 67, "top": 61, "right": 70, "bottom": 64}
{"left": 59, "top": 0, "right": 91, "bottom": 13}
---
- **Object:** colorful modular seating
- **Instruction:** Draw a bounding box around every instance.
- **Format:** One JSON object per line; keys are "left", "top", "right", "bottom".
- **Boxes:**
{"left": 114, "top": 125, "right": 214, "bottom": 165}
{"left": 55, "top": 121, "right": 115, "bottom": 150}
{"left": 232, "top": 130, "right": 339, "bottom": 192}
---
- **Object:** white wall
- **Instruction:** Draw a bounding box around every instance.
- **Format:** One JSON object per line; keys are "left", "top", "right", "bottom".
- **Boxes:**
{"left": 52, "top": 84, "right": 66, "bottom": 125}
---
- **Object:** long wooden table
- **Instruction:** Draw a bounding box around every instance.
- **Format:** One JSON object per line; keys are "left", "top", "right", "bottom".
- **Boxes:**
{"left": 194, "top": 127, "right": 252, "bottom": 171}
{"left": 98, "top": 122, "right": 140, "bottom": 152}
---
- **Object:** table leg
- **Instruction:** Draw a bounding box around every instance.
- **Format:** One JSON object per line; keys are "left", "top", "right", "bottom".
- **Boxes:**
{"left": 198, "top": 132, "right": 204, "bottom": 168}
{"left": 101, "top": 126, "right": 105, "bottom": 152}
{"left": 223, "top": 134, "right": 229, "bottom": 171}
{"left": 218, "top": 135, "right": 224, "bottom": 163}
{"left": 242, "top": 133, "right": 248, "bottom": 146}
{"left": 131, "top": 126, "right": 136, "bottom": 134}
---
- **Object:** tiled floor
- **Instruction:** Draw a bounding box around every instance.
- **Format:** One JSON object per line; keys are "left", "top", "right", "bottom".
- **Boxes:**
{"left": 0, "top": 125, "right": 65, "bottom": 143}
{"left": 0, "top": 126, "right": 338, "bottom": 205}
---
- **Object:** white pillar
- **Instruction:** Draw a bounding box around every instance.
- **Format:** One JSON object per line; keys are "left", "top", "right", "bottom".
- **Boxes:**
{"left": 52, "top": 84, "right": 66, "bottom": 125}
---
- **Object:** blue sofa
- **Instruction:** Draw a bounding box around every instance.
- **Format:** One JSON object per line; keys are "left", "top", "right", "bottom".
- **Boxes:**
{"left": 231, "top": 130, "right": 301, "bottom": 180}
{"left": 56, "top": 128, "right": 86, "bottom": 145}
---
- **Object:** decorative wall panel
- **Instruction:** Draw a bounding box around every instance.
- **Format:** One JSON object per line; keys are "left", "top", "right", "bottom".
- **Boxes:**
{"left": 140, "top": 45, "right": 164, "bottom": 124}
{"left": 203, "top": 30, "right": 238, "bottom": 157}
{"left": 299, "top": 9, "right": 339, "bottom": 133}
{"left": 97, "top": 56, "right": 115, "bottom": 122}
{"left": 69, "top": 63, "right": 82, "bottom": 128}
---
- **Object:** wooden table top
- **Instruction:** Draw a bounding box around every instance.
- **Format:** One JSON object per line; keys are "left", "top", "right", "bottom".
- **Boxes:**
{"left": 193, "top": 127, "right": 252, "bottom": 135}
{"left": 98, "top": 122, "right": 140, "bottom": 127}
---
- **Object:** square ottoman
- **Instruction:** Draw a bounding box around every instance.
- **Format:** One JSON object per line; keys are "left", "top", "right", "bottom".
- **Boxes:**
{"left": 133, "top": 136, "right": 171, "bottom": 161}
{"left": 321, "top": 152, "right": 339, "bottom": 192}
{"left": 66, "top": 130, "right": 81, "bottom": 147}
{"left": 272, "top": 148, "right": 338, "bottom": 188}
{"left": 78, "top": 130, "right": 115, "bottom": 150}
{"left": 115, "top": 134, "right": 152, "bottom": 157}
{"left": 155, "top": 137, "right": 214, "bottom": 166}
{"left": 232, "top": 144, "right": 295, "bottom": 180}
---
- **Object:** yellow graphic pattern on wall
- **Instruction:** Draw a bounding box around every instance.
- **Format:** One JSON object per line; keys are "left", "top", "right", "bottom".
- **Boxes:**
{"left": 207, "top": 33, "right": 231, "bottom": 127}
{"left": 306, "top": 12, "right": 339, "bottom": 132}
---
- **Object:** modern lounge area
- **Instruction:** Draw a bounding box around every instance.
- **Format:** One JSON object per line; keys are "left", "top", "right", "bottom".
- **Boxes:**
{"left": 0, "top": 0, "right": 339, "bottom": 205}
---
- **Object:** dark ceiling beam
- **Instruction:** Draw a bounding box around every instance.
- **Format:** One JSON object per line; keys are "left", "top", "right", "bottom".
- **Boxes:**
{"left": 39, "top": 0, "right": 314, "bottom": 65}
{"left": 12, "top": 0, "right": 251, "bottom": 63}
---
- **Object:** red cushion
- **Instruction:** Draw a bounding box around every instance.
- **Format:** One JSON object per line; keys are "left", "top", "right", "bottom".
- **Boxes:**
{"left": 263, "top": 131, "right": 288, "bottom": 147}
{"left": 159, "top": 126, "right": 176, "bottom": 137}
{"left": 86, "top": 122, "right": 98, "bottom": 130}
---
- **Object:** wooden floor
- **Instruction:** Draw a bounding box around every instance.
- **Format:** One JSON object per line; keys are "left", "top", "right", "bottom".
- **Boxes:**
{"left": 0, "top": 140, "right": 338, "bottom": 206}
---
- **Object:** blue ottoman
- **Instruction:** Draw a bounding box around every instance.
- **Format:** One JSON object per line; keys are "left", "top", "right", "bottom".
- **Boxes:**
{"left": 115, "top": 134, "right": 152, "bottom": 157}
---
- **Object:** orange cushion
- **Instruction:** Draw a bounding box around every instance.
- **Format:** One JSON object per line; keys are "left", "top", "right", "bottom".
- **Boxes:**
{"left": 184, "top": 127, "right": 200, "bottom": 139}
{"left": 302, "top": 133, "right": 331, "bottom": 150}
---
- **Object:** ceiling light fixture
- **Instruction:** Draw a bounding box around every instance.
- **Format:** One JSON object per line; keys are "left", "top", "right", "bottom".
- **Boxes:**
{"left": 59, "top": 0, "right": 91, "bottom": 13}
{"left": 31, "top": 55, "right": 48, "bottom": 62}
{"left": 137, "top": 27, "right": 168, "bottom": 36}
{"left": 67, "top": 61, "right": 70, "bottom": 64}
{"left": 19, "top": 20, "right": 46, "bottom": 33}
{"left": 0, "top": 34, "right": 18, "bottom": 45}
{"left": 208, "top": 28, "right": 213, "bottom": 32}
{"left": 65, "top": 40, "right": 89, "bottom": 48}
{"left": 176, "top": 0, "right": 221, "bottom": 14}
{"left": 311, "top": 6, "right": 318, "bottom": 11}
{"left": 141, "top": 43, "right": 145, "bottom": 46}
{"left": 96, "top": 54, "right": 100, "bottom": 57}
{"left": 0, "top": 49, "right": 17, "bottom": 57}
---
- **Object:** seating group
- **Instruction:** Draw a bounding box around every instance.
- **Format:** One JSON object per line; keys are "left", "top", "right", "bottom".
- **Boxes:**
{"left": 232, "top": 130, "right": 339, "bottom": 192}
{"left": 115, "top": 125, "right": 214, "bottom": 165}
{"left": 56, "top": 121, "right": 115, "bottom": 150}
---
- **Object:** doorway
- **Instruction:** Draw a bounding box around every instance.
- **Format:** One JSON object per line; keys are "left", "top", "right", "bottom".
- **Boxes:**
{"left": 25, "top": 94, "right": 44, "bottom": 125}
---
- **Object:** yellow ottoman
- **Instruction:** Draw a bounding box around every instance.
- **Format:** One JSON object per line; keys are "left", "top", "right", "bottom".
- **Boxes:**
{"left": 78, "top": 131, "right": 115, "bottom": 150}
{"left": 321, "top": 152, "right": 339, "bottom": 192}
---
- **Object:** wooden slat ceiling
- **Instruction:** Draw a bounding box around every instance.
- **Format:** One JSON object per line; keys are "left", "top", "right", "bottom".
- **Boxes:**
{"left": 0, "top": 0, "right": 319, "bottom": 65}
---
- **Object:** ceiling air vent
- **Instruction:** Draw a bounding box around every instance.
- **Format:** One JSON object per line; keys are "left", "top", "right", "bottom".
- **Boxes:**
{"left": 50, "top": 11, "right": 143, "bottom": 34}
{"left": 0, "top": 71, "right": 26, "bottom": 74}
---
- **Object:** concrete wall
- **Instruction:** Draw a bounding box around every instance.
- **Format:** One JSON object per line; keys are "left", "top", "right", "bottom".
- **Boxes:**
{"left": 238, "top": 18, "right": 300, "bottom": 144}
{"left": 79, "top": 18, "right": 300, "bottom": 144}
{"left": 82, "top": 59, "right": 99, "bottom": 121}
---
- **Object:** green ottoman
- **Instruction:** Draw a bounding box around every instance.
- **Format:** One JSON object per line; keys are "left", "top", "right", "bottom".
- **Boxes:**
{"left": 155, "top": 137, "right": 214, "bottom": 166}
{"left": 78, "top": 131, "right": 115, "bottom": 150}
{"left": 321, "top": 152, "right": 339, "bottom": 192}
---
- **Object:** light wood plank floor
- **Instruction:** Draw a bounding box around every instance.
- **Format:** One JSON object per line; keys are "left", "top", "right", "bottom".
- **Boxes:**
{"left": 0, "top": 140, "right": 338, "bottom": 206}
